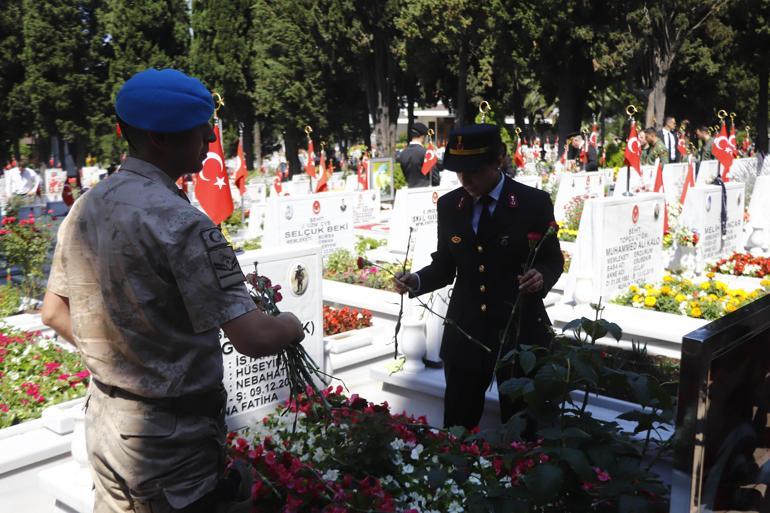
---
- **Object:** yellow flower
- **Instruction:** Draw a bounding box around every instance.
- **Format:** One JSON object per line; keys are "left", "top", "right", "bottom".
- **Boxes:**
{"left": 761, "top": 279, "right": 770, "bottom": 288}
{"left": 725, "top": 304, "right": 737, "bottom": 313}
{"left": 700, "top": 282, "right": 711, "bottom": 290}
{"left": 632, "top": 295, "right": 642, "bottom": 304}
{"left": 707, "top": 294, "right": 718, "bottom": 301}
{"left": 706, "top": 272, "right": 715, "bottom": 279}
{"left": 715, "top": 281, "right": 727, "bottom": 291}
{"left": 691, "top": 307, "right": 702, "bottom": 318}
{"left": 683, "top": 279, "right": 693, "bottom": 287}
{"left": 675, "top": 294, "right": 687, "bottom": 303}
{"left": 663, "top": 275, "right": 674, "bottom": 283}
{"left": 629, "top": 285, "right": 639, "bottom": 293}
{"left": 750, "top": 291, "right": 760, "bottom": 299}
{"left": 690, "top": 300, "right": 700, "bottom": 308}
{"left": 644, "top": 296, "right": 657, "bottom": 307}
{"left": 661, "top": 285, "right": 672, "bottom": 296}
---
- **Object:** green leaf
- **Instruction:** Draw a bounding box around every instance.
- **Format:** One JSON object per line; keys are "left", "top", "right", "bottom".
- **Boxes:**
{"left": 561, "top": 318, "right": 583, "bottom": 334}
{"left": 498, "top": 377, "right": 534, "bottom": 398}
{"left": 519, "top": 350, "right": 536, "bottom": 375}
{"left": 522, "top": 463, "right": 564, "bottom": 504}
{"left": 550, "top": 448, "right": 594, "bottom": 481}
{"left": 537, "top": 427, "right": 562, "bottom": 440}
{"left": 448, "top": 425, "right": 467, "bottom": 438}
{"left": 601, "top": 320, "right": 623, "bottom": 341}
{"left": 562, "top": 427, "right": 591, "bottom": 439}
{"left": 618, "top": 494, "right": 655, "bottom": 513}
{"left": 571, "top": 356, "right": 598, "bottom": 385}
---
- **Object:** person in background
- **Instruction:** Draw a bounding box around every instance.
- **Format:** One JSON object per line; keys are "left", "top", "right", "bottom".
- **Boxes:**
{"left": 696, "top": 125, "right": 714, "bottom": 162}
{"left": 566, "top": 133, "right": 597, "bottom": 171}
{"left": 397, "top": 122, "right": 440, "bottom": 187}
{"left": 659, "top": 116, "right": 678, "bottom": 163}
{"left": 641, "top": 128, "right": 669, "bottom": 165}
{"left": 4, "top": 157, "right": 41, "bottom": 200}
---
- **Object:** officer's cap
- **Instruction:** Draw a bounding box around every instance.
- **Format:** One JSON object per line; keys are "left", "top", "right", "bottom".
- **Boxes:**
{"left": 115, "top": 69, "right": 215, "bottom": 133}
{"left": 443, "top": 124, "right": 503, "bottom": 173}
{"left": 409, "top": 122, "right": 429, "bottom": 138}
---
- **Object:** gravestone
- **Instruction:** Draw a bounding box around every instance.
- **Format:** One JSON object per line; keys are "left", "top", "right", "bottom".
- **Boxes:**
{"left": 263, "top": 190, "right": 378, "bottom": 256}
{"left": 553, "top": 171, "right": 607, "bottom": 222}
{"left": 388, "top": 185, "right": 454, "bottom": 253}
{"left": 612, "top": 164, "right": 658, "bottom": 197}
{"left": 224, "top": 244, "right": 323, "bottom": 430}
{"left": 80, "top": 166, "right": 105, "bottom": 189}
{"left": 566, "top": 193, "right": 666, "bottom": 303}
{"left": 369, "top": 158, "right": 395, "bottom": 200}
{"left": 514, "top": 174, "right": 541, "bottom": 190}
{"left": 660, "top": 162, "right": 689, "bottom": 206}
{"left": 680, "top": 183, "right": 745, "bottom": 268}
{"left": 695, "top": 160, "right": 719, "bottom": 185}
{"left": 44, "top": 168, "right": 67, "bottom": 203}
{"left": 747, "top": 175, "right": 770, "bottom": 234}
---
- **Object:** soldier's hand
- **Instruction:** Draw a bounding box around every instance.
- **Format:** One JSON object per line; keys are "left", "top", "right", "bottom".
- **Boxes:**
{"left": 278, "top": 312, "right": 305, "bottom": 346}
{"left": 394, "top": 272, "right": 418, "bottom": 295}
{"left": 518, "top": 269, "right": 544, "bottom": 294}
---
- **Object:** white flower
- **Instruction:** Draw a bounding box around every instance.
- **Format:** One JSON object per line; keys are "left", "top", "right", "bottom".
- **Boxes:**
{"left": 448, "top": 502, "right": 463, "bottom": 513}
{"left": 478, "top": 457, "right": 491, "bottom": 469}
{"left": 312, "top": 447, "right": 325, "bottom": 463}
{"left": 390, "top": 439, "right": 405, "bottom": 451}
{"left": 403, "top": 464, "right": 415, "bottom": 474}
{"left": 468, "top": 473, "right": 482, "bottom": 485}
{"left": 322, "top": 469, "right": 339, "bottom": 481}
{"left": 410, "top": 444, "right": 424, "bottom": 460}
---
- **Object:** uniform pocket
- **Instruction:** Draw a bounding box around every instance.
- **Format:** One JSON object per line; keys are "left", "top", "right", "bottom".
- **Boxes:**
{"left": 115, "top": 407, "right": 177, "bottom": 438}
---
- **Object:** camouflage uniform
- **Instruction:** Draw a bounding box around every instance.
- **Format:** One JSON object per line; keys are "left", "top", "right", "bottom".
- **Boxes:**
{"left": 641, "top": 139, "right": 669, "bottom": 166}
{"left": 48, "top": 157, "right": 255, "bottom": 512}
{"left": 699, "top": 138, "right": 714, "bottom": 162}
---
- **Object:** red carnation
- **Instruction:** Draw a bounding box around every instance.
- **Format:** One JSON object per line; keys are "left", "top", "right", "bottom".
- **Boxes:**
{"left": 356, "top": 256, "right": 368, "bottom": 270}
{"left": 527, "top": 232, "right": 543, "bottom": 242}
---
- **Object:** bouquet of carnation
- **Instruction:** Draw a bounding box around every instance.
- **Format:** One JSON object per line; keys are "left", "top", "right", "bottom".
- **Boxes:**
{"left": 246, "top": 266, "right": 332, "bottom": 410}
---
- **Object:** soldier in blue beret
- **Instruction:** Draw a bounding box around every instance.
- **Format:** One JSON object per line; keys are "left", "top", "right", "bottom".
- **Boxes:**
{"left": 41, "top": 68, "right": 305, "bottom": 512}
{"left": 394, "top": 123, "right": 564, "bottom": 430}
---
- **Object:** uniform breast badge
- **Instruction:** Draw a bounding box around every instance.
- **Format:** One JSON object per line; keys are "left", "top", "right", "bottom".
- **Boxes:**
{"left": 500, "top": 235, "right": 510, "bottom": 247}
{"left": 457, "top": 196, "right": 466, "bottom": 210}
{"left": 451, "top": 235, "right": 462, "bottom": 244}
{"left": 508, "top": 193, "right": 518, "bottom": 208}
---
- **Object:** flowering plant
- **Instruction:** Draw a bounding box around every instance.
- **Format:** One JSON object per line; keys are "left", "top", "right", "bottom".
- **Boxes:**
{"left": 323, "top": 306, "right": 372, "bottom": 336}
{"left": 563, "top": 195, "right": 589, "bottom": 232}
{"left": 228, "top": 310, "right": 671, "bottom": 512}
{"left": 323, "top": 249, "right": 402, "bottom": 292}
{"left": 612, "top": 274, "right": 770, "bottom": 320}
{"left": 0, "top": 327, "right": 89, "bottom": 428}
{"left": 708, "top": 253, "right": 770, "bottom": 278}
{"left": 0, "top": 213, "right": 54, "bottom": 301}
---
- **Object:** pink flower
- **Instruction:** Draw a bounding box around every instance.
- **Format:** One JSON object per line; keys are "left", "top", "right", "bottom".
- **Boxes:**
{"left": 0, "top": 404, "right": 8, "bottom": 413}
{"left": 593, "top": 467, "right": 611, "bottom": 482}
{"left": 264, "top": 451, "right": 277, "bottom": 466}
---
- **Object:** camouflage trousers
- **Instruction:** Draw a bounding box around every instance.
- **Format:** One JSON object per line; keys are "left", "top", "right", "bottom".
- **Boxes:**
{"left": 85, "top": 384, "right": 249, "bottom": 513}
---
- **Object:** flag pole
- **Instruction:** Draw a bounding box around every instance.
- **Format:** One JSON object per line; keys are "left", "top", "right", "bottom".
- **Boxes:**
{"left": 239, "top": 123, "right": 245, "bottom": 217}
{"left": 623, "top": 104, "right": 637, "bottom": 197}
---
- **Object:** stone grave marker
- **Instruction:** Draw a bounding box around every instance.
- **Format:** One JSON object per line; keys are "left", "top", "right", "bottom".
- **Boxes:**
{"left": 695, "top": 160, "right": 719, "bottom": 185}
{"left": 566, "top": 193, "right": 666, "bottom": 303}
{"left": 553, "top": 171, "right": 607, "bottom": 222}
{"left": 388, "top": 185, "right": 454, "bottom": 253}
{"left": 44, "top": 168, "right": 67, "bottom": 203}
{"left": 223, "top": 244, "right": 323, "bottom": 431}
{"left": 514, "top": 174, "right": 541, "bottom": 190}
{"left": 680, "top": 182, "right": 745, "bottom": 269}
{"left": 612, "top": 164, "right": 658, "bottom": 197}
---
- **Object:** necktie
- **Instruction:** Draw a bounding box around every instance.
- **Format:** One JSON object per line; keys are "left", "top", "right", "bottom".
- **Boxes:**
{"left": 476, "top": 195, "right": 494, "bottom": 238}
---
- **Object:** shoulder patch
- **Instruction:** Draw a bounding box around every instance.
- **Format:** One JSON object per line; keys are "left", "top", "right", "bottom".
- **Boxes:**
{"left": 201, "top": 228, "right": 245, "bottom": 289}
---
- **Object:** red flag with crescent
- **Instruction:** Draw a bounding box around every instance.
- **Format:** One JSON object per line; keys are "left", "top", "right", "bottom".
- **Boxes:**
{"left": 194, "top": 122, "right": 234, "bottom": 225}
{"left": 234, "top": 137, "right": 248, "bottom": 195}
{"left": 624, "top": 120, "right": 642, "bottom": 176}
{"left": 653, "top": 161, "right": 669, "bottom": 233}
{"left": 421, "top": 143, "right": 438, "bottom": 175}
{"left": 677, "top": 132, "right": 687, "bottom": 157}
{"left": 514, "top": 138, "right": 526, "bottom": 168}
{"left": 273, "top": 176, "right": 283, "bottom": 195}
{"left": 315, "top": 151, "right": 329, "bottom": 193}
{"left": 589, "top": 123, "right": 599, "bottom": 148}
{"left": 305, "top": 138, "right": 316, "bottom": 178}
{"left": 358, "top": 155, "right": 369, "bottom": 190}
{"left": 712, "top": 123, "right": 733, "bottom": 182}
{"left": 728, "top": 124, "right": 738, "bottom": 158}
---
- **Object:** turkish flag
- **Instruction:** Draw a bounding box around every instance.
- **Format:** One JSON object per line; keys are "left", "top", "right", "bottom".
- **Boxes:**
{"left": 421, "top": 144, "right": 438, "bottom": 175}
{"left": 742, "top": 134, "right": 751, "bottom": 153}
{"left": 273, "top": 176, "right": 283, "bottom": 195}
{"left": 677, "top": 132, "right": 687, "bottom": 157}
{"left": 599, "top": 148, "right": 606, "bottom": 167}
{"left": 315, "top": 151, "right": 329, "bottom": 193}
{"left": 514, "top": 139, "right": 526, "bottom": 168}
{"left": 358, "top": 155, "right": 369, "bottom": 190}
{"left": 234, "top": 138, "right": 248, "bottom": 195}
{"left": 624, "top": 120, "right": 642, "bottom": 176}
{"left": 728, "top": 125, "right": 738, "bottom": 158}
{"left": 653, "top": 161, "right": 669, "bottom": 233}
{"left": 712, "top": 123, "right": 733, "bottom": 181}
{"left": 305, "top": 138, "right": 316, "bottom": 178}
{"left": 589, "top": 123, "right": 599, "bottom": 148}
{"left": 194, "top": 123, "right": 234, "bottom": 225}
{"left": 680, "top": 156, "right": 695, "bottom": 205}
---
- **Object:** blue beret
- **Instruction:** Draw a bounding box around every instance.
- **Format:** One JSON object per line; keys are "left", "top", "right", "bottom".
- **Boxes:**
{"left": 115, "top": 68, "right": 215, "bottom": 133}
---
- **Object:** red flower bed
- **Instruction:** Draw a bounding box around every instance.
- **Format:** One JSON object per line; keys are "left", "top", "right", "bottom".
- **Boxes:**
{"left": 323, "top": 306, "right": 372, "bottom": 336}
{"left": 709, "top": 253, "right": 770, "bottom": 278}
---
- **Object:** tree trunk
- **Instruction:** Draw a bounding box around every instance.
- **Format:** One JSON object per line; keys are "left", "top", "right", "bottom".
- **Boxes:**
{"left": 557, "top": 66, "right": 584, "bottom": 146}
{"left": 363, "top": 31, "right": 398, "bottom": 159}
{"left": 455, "top": 37, "right": 469, "bottom": 127}
{"left": 284, "top": 126, "right": 301, "bottom": 177}
{"left": 645, "top": 53, "right": 673, "bottom": 129}
{"left": 252, "top": 119, "right": 262, "bottom": 171}
{"left": 757, "top": 60, "right": 769, "bottom": 156}
{"left": 407, "top": 83, "right": 415, "bottom": 142}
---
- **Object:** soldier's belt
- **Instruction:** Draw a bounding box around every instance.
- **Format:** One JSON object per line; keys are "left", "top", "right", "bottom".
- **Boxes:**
{"left": 93, "top": 379, "right": 226, "bottom": 419}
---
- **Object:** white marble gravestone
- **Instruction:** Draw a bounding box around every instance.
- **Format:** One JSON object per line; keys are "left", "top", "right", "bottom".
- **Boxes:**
{"left": 680, "top": 183, "right": 745, "bottom": 268}
{"left": 553, "top": 171, "right": 607, "bottom": 222}
{"left": 566, "top": 193, "right": 666, "bottom": 303}
{"left": 388, "top": 185, "right": 454, "bottom": 253}
{"left": 223, "top": 245, "right": 323, "bottom": 430}
{"left": 79, "top": 166, "right": 104, "bottom": 189}
{"left": 695, "top": 160, "right": 719, "bottom": 185}
{"left": 612, "top": 164, "right": 658, "bottom": 197}
{"left": 44, "top": 168, "right": 67, "bottom": 203}
{"left": 748, "top": 175, "right": 770, "bottom": 233}
{"left": 514, "top": 174, "right": 541, "bottom": 190}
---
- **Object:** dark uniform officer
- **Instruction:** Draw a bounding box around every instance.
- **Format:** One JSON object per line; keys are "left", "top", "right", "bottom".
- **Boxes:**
{"left": 395, "top": 124, "right": 563, "bottom": 430}
{"left": 565, "top": 133, "right": 598, "bottom": 171}
{"left": 41, "top": 69, "right": 303, "bottom": 513}
{"left": 396, "top": 122, "right": 440, "bottom": 187}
